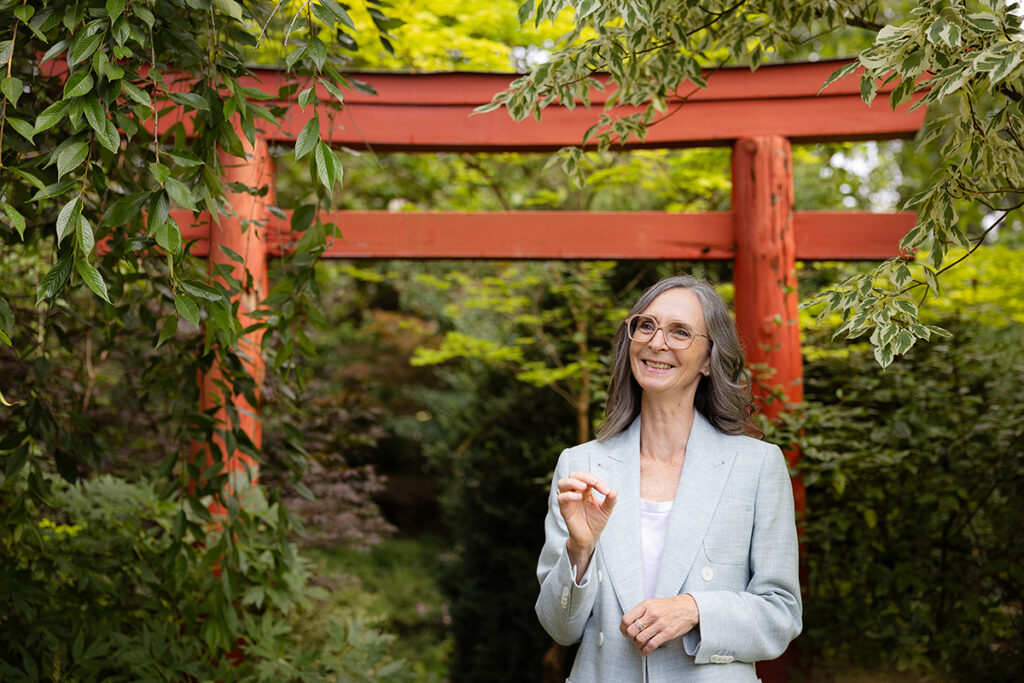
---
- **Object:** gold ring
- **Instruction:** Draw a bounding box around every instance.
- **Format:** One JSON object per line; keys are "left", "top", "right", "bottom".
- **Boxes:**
{"left": 634, "top": 619, "right": 645, "bottom": 631}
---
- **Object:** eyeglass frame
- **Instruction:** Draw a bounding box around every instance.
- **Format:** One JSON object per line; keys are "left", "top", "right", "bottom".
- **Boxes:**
{"left": 624, "top": 313, "right": 712, "bottom": 350}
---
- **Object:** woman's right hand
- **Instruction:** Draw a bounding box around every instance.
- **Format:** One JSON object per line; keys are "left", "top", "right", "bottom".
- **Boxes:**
{"left": 557, "top": 471, "right": 617, "bottom": 567}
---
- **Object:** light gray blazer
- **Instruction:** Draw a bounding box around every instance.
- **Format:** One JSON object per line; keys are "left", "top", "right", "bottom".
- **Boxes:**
{"left": 536, "top": 414, "right": 801, "bottom": 682}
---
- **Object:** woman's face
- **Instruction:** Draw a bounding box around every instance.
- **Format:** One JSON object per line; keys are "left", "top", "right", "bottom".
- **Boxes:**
{"left": 628, "top": 287, "right": 712, "bottom": 405}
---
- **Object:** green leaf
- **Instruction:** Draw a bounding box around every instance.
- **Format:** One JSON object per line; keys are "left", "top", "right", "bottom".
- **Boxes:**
{"left": 990, "top": 51, "right": 1023, "bottom": 86}
{"left": 165, "top": 177, "right": 197, "bottom": 211}
{"left": 179, "top": 280, "right": 222, "bottom": 302}
{"left": 13, "top": 5, "right": 33, "bottom": 23}
{"left": 175, "top": 293, "right": 201, "bottom": 327}
{"left": 39, "top": 40, "right": 69, "bottom": 64}
{"left": 34, "top": 100, "right": 69, "bottom": 134}
{"left": 77, "top": 214, "right": 95, "bottom": 255}
{"left": 319, "top": 78, "right": 345, "bottom": 106}
{"left": 75, "top": 259, "right": 111, "bottom": 303}
{"left": 153, "top": 221, "right": 182, "bottom": 253}
{"left": 0, "top": 41, "right": 12, "bottom": 66}
{"left": 156, "top": 315, "right": 179, "bottom": 347}
{"left": 314, "top": 141, "right": 337, "bottom": 191}
{"left": 121, "top": 81, "right": 151, "bottom": 107}
{"left": 103, "top": 192, "right": 150, "bottom": 226}
{"left": 31, "top": 179, "right": 76, "bottom": 202}
{"left": 285, "top": 45, "right": 306, "bottom": 71}
{"left": 56, "top": 197, "right": 82, "bottom": 246}
{"left": 95, "top": 118, "right": 120, "bottom": 153}
{"left": 213, "top": 0, "right": 244, "bottom": 21}
{"left": 7, "top": 117, "right": 34, "bottom": 142}
{"left": 167, "top": 151, "right": 204, "bottom": 168}
{"left": 298, "top": 87, "right": 316, "bottom": 110}
{"left": 83, "top": 96, "right": 105, "bottom": 132}
{"left": 69, "top": 33, "right": 103, "bottom": 67}
{"left": 57, "top": 141, "right": 89, "bottom": 178}
{"left": 149, "top": 162, "right": 170, "bottom": 185}
{"left": 308, "top": 36, "right": 327, "bottom": 71}
{"left": 1, "top": 201, "right": 27, "bottom": 239}
{"left": 169, "top": 91, "right": 211, "bottom": 112}
{"left": 320, "top": 0, "right": 355, "bottom": 29}
{"left": 63, "top": 71, "right": 94, "bottom": 98}
{"left": 37, "top": 253, "right": 74, "bottom": 303}
{"left": 1, "top": 77, "right": 24, "bottom": 106}
{"left": 294, "top": 118, "right": 319, "bottom": 160}
{"left": 517, "top": 0, "right": 535, "bottom": 24}
{"left": 106, "top": 0, "right": 126, "bottom": 21}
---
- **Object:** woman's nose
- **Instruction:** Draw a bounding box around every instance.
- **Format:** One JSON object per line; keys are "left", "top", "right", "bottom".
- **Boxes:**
{"left": 647, "top": 327, "right": 669, "bottom": 349}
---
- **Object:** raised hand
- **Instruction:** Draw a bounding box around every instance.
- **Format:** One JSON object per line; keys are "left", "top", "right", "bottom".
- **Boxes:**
{"left": 557, "top": 471, "right": 617, "bottom": 574}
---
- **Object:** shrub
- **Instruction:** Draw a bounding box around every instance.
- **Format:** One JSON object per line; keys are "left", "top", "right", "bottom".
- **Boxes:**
{"left": 767, "top": 318, "right": 1024, "bottom": 681}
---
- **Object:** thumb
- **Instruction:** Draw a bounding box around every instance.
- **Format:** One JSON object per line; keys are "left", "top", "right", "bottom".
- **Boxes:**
{"left": 601, "top": 489, "right": 618, "bottom": 515}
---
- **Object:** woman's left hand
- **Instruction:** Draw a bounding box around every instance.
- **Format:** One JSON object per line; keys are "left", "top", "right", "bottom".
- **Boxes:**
{"left": 620, "top": 594, "right": 700, "bottom": 656}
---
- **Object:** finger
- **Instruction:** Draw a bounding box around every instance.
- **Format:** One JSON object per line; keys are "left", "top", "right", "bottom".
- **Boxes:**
{"left": 557, "top": 477, "right": 588, "bottom": 493}
{"left": 567, "top": 471, "right": 612, "bottom": 494}
{"left": 620, "top": 605, "right": 648, "bottom": 637}
{"left": 556, "top": 491, "right": 583, "bottom": 503}
{"left": 600, "top": 488, "right": 618, "bottom": 512}
{"left": 640, "top": 629, "right": 667, "bottom": 656}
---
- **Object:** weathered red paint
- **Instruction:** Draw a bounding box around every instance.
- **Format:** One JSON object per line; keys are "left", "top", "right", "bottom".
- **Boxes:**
{"left": 191, "top": 135, "right": 272, "bottom": 511}
{"left": 149, "top": 60, "right": 925, "bottom": 151}
{"left": 731, "top": 136, "right": 806, "bottom": 683}
{"left": 173, "top": 209, "right": 912, "bottom": 261}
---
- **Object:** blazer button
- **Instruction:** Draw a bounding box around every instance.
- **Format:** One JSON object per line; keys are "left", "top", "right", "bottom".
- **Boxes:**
{"left": 701, "top": 566, "right": 714, "bottom": 582}
{"left": 598, "top": 632, "right": 604, "bottom": 647}
{"left": 560, "top": 586, "right": 570, "bottom": 610}
{"left": 598, "top": 570, "right": 602, "bottom": 584}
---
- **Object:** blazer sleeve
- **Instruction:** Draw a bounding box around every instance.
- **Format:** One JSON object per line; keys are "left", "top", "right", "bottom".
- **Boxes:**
{"left": 686, "top": 444, "right": 803, "bottom": 663}
{"left": 535, "top": 449, "right": 599, "bottom": 646}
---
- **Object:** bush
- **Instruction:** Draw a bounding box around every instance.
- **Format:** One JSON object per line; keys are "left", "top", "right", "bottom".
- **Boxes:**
{"left": 767, "top": 318, "right": 1024, "bottom": 681}
{"left": 0, "top": 471, "right": 410, "bottom": 682}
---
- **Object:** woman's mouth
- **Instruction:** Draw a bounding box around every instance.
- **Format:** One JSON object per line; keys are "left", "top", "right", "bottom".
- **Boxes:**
{"left": 642, "top": 360, "right": 673, "bottom": 370}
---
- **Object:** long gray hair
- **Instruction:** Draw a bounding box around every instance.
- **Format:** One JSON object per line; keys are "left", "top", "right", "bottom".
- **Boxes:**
{"left": 595, "top": 275, "right": 756, "bottom": 440}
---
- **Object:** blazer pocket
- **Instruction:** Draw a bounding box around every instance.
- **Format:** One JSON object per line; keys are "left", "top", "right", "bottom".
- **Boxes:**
{"left": 702, "top": 507, "right": 754, "bottom": 565}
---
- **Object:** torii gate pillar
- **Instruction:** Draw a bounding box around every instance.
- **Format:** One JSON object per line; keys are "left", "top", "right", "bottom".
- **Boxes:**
{"left": 732, "top": 136, "right": 805, "bottom": 682}
{"left": 193, "top": 135, "right": 271, "bottom": 508}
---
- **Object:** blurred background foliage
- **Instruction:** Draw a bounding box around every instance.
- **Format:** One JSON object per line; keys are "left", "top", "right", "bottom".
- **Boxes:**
{"left": 3, "top": 0, "right": 1022, "bottom": 681}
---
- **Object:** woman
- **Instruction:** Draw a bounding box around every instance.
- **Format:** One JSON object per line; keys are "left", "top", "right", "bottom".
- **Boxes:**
{"left": 536, "top": 275, "right": 801, "bottom": 682}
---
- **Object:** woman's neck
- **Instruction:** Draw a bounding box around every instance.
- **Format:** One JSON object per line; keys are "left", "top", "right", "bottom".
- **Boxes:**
{"left": 639, "top": 397, "right": 697, "bottom": 464}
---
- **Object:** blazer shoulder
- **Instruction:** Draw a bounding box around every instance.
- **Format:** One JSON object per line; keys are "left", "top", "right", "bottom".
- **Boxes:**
{"left": 719, "top": 431, "right": 785, "bottom": 466}
{"left": 556, "top": 433, "right": 623, "bottom": 471}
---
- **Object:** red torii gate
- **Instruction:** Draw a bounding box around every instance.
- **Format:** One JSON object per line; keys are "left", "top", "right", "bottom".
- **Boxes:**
{"left": 176, "top": 59, "right": 924, "bottom": 680}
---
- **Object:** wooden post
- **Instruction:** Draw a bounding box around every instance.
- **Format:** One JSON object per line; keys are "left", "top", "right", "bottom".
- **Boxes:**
{"left": 732, "top": 136, "right": 805, "bottom": 683}
{"left": 194, "top": 134, "right": 271, "bottom": 509}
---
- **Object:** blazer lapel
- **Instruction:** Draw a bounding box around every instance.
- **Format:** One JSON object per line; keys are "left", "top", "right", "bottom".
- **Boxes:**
{"left": 594, "top": 417, "right": 645, "bottom": 614}
{"left": 653, "top": 412, "right": 736, "bottom": 598}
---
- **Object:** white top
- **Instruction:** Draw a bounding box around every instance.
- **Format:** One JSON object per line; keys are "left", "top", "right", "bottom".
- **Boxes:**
{"left": 640, "top": 498, "right": 674, "bottom": 599}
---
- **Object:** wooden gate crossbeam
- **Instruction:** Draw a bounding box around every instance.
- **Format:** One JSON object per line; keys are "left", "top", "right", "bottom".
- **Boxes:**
{"left": 197, "top": 60, "right": 923, "bottom": 150}
{"left": 176, "top": 209, "right": 915, "bottom": 261}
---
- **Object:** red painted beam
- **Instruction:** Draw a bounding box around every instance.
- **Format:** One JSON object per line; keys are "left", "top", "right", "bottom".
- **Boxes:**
{"left": 151, "top": 60, "right": 925, "bottom": 150}
{"left": 172, "top": 209, "right": 911, "bottom": 261}
{"left": 794, "top": 211, "right": 917, "bottom": 260}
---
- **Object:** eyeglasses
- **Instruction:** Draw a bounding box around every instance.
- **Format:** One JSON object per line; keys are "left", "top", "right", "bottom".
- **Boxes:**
{"left": 625, "top": 314, "right": 710, "bottom": 350}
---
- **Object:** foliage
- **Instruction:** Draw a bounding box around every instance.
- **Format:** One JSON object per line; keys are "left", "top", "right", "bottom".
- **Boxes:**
{"left": 764, "top": 311, "right": 1024, "bottom": 680}
{"left": 0, "top": 471, "right": 409, "bottom": 681}
{"left": 488, "top": 0, "right": 1024, "bottom": 365}
{"left": 410, "top": 261, "right": 625, "bottom": 443}
{"left": 297, "top": 539, "right": 454, "bottom": 683}
{"left": 0, "top": 0, "right": 416, "bottom": 677}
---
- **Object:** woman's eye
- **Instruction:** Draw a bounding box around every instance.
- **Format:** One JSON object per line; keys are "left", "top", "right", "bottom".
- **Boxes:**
{"left": 669, "top": 327, "right": 692, "bottom": 339}
{"left": 638, "top": 320, "right": 657, "bottom": 332}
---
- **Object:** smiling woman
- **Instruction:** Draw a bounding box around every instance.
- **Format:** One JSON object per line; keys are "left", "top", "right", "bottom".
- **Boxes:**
{"left": 535, "top": 275, "right": 802, "bottom": 682}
